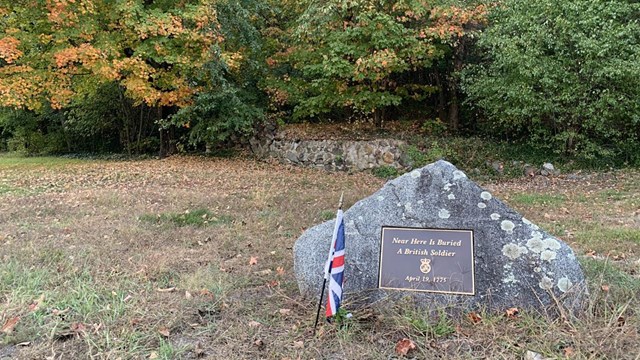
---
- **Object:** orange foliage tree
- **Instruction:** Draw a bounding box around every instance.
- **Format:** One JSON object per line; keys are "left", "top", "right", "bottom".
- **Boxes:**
{"left": 0, "top": 0, "right": 222, "bottom": 112}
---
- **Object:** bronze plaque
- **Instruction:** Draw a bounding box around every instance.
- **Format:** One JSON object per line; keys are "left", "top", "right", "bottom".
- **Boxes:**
{"left": 378, "top": 227, "right": 475, "bottom": 295}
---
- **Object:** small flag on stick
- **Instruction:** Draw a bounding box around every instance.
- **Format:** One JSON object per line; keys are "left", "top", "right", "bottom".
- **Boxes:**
{"left": 325, "top": 207, "right": 345, "bottom": 318}
{"left": 314, "top": 193, "right": 346, "bottom": 333}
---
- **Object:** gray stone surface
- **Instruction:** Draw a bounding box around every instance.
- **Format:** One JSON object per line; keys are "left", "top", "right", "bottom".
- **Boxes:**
{"left": 543, "top": 163, "right": 555, "bottom": 171}
{"left": 250, "top": 135, "right": 407, "bottom": 171}
{"left": 293, "top": 160, "right": 586, "bottom": 312}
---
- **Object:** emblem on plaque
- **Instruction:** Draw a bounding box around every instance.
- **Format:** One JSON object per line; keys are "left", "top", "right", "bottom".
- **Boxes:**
{"left": 419, "top": 258, "right": 431, "bottom": 274}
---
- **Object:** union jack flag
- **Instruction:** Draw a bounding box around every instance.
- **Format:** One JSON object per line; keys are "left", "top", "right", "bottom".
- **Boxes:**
{"left": 325, "top": 209, "right": 345, "bottom": 318}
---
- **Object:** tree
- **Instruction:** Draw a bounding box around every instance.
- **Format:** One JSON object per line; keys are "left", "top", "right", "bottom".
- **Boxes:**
{"left": 0, "top": 0, "right": 222, "bottom": 109}
{"left": 165, "top": 0, "right": 266, "bottom": 149}
{"left": 0, "top": 0, "right": 226, "bottom": 154}
{"left": 265, "top": 0, "right": 486, "bottom": 126}
{"left": 462, "top": 0, "right": 640, "bottom": 160}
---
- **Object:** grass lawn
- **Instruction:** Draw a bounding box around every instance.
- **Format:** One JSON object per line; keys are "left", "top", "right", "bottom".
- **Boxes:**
{"left": 0, "top": 154, "right": 88, "bottom": 168}
{"left": 1, "top": 155, "right": 639, "bottom": 359}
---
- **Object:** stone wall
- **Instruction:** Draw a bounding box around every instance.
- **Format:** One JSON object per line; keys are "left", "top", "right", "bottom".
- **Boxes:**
{"left": 250, "top": 133, "right": 407, "bottom": 171}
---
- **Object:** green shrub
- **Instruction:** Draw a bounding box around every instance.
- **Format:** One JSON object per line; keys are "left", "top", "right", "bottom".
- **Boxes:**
{"left": 372, "top": 165, "right": 399, "bottom": 179}
{"left": 462, "top": 0, "right": 640, "bottom": 160}
{"left": 0, "top": 108, "right": 70, "bottom": 155}
{"left": 403, "top": 144, "right": 428, "bottom": 169}
{"left": 420, "top": 118, "right": 447, "bottom": 137}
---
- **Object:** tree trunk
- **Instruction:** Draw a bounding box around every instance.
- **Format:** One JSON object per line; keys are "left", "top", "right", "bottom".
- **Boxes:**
{"left": 435, "top": 72, "right": 447, "bottom": 122}
{"left": 138, "top": 105, "right": 144, "bottom": 147}
{"left": 59, "top": 116, "right": 73, "bottom": 153}
{"left": 447, "top": 40, "right": 466, "bottom": 133}
{"left": 373, "top": 108, "right": 385, "bottom": 128}
{"left": 448, "top": 90, "right": 459, "bottom": 132}
{"left": 158, "top": 106, "right": 166, "bottom": 158}
{"left": 168, "top": 126, "right": 177, "bottom": 155}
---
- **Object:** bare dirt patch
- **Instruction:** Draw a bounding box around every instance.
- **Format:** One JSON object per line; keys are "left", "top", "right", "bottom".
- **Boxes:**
{"left": 1, "top": 157, "right": 638, "bottom": 359}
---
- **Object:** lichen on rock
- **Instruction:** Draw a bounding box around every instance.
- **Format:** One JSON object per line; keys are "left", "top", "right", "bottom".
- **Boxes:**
{"left": 544, "top": 238, "right": 561, "bottom": 250}
{"left": 539, "top": 276, "right": 553, "bottom": 290}
{"left": 540, "top": 250, "right": 557, "bottom": 262}
{"left": 558, "top": 277, "right": 574, "bottom": 293}
{"left": 501, "top": 220, "right": 515, "bottom": 233}
{"left": 502, "top": 243, "right": 528, "bottom": 260}
{"left": 526, "top": 233, "right": 546, "bottom": 253}
{"left": 453, "top": 170, "right": 466, "bottom": 180}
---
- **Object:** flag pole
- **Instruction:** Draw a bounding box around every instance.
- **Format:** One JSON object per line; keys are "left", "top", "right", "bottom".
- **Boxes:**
{"left": 313, "top": 192, "right": 344, "bottom": 335}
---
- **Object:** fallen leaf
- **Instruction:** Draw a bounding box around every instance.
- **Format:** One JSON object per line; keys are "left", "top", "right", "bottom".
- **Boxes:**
{"left": 395, "top": 338, "right": 416, "bottom": 356}
{"left": 156, "top": 287, "right": 176, "bottom": 293}
{"left": 1, "top": 317, "right": 20, "bottom": 334}
{"left": 255, "top": 269, "right": 272, "bottom": 276}
{"left": 467, "top": 311, "right": 482, "bottom": 324}
{"left": 612, "top": 253, "right": 626, "bottom": 261}
{"left": 28, "top": 294, "right": 45, "bottom": 312}
{"left": 293, "top": 340, "right": 304, "bottom": 349}
{"left": 563, "top": 346, "right": 574, "bottom": 357}
{"left": 194, "top": 342, "right": 205, "bottom": 356}
{"left": 51, "top": 308, "right": 69, "bottom": 316}
{"left": 149, "top": 351, "right": 159, "bottom": 359}
{"left": 601, "top": 284, "right": 610, "bottom": 292}
{"left": 158, "top": 327, "right": 170, "bottom": 337}
{"left": 279, "top": 308, "right": 291, "bottom": 316}
{"left": 249, "top": 256, "right": 258, "bottom": 266}
{"left": 248, "top": 320, "right": 261, "bottom": 328}
{"left": 254, "top": 338, "right": 265, "bottom": 350}
{"left": 524, "top": 350, "right": 544, "bottom": 360}
{"left": 505, "top": 307, "right": 519, "bottom": 319}
{"left": 276, "top": 267, "right": 285, "bottom": 275}
{"left": 455, "top": 324, "right": 469, "bottom": 336}
{"left": 185, "top": 291, "right": 193, "bottom": 299}
{"left": 70, "top": 322, "right": 87, "bottom": 333}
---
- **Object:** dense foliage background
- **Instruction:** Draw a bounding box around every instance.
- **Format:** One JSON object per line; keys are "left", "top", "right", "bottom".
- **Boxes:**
{"left": 461, "top": 0, "right": 640, "bottom": 162}
{"left": 0, "top": 0, "right": 638, "bottom": 165}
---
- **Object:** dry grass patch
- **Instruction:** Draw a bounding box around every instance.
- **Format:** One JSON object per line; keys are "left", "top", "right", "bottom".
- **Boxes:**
{"left": 0, "top": 156, "right": 639, "bottom": 359}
